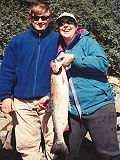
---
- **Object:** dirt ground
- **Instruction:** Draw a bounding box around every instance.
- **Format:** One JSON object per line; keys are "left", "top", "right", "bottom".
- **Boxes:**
{"left": 0, "top": 137, "right": 97, "bottom": 160}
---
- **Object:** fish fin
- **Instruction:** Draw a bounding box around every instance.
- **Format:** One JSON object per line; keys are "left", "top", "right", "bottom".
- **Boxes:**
{"left": 64, "top": 122, "right": 69, "bottom": 131}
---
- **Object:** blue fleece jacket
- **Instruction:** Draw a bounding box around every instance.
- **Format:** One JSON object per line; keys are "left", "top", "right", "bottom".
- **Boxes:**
{"left": 63, "top": 29, "right": 115, "bottom": 116}
{"left": 0, "top": 25, "right": 59, "bottom": 100}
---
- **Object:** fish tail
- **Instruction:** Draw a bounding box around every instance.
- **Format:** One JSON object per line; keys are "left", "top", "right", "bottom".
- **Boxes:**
{"left": 51, "top": 141, "right": 69, "bottom": 155}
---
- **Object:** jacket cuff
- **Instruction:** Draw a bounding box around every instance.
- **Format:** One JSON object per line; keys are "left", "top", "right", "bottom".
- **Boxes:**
{"left": 0, "top": 95, "right": 12, "bottom": 102}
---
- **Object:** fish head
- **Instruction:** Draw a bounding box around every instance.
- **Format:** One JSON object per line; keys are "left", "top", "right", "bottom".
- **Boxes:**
{"left": 50, "top": 59, "right": 62, "bottom": 74}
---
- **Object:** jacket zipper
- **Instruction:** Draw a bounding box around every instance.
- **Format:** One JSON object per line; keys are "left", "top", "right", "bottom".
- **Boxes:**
{"left": 33, "top": 33, "right": 41, "bottom": 97}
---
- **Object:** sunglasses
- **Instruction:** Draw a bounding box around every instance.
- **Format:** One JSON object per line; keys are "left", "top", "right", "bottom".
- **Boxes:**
{"left": 57, "top": 18, "right": 76, "bottom": 27}
{"left": 32, "top": 15, "right": 50, "bottom": 21}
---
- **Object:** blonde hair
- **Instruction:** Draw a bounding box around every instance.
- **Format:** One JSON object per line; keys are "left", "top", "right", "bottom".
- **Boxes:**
{"left": 29, "top": 1, "right": 50, "bottom": 18}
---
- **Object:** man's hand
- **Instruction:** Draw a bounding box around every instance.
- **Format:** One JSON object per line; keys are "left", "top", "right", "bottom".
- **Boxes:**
{"left": 38, "top": 96, "right": 50, "bottom": 110}
{"left": 1, "top": 98, "right": 15, "bottom": 113}
{"left": 57, "top": 53, "right": 74, "bottom": 67}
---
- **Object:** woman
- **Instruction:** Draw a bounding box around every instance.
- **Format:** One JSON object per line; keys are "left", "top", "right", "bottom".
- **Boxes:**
{"left": 56, "top": 12, "right": 120, "bottom": 160}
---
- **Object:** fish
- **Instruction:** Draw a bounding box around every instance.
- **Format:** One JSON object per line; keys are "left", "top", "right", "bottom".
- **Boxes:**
{"left": 49, "top": 59, "right": 69, "bottom": 158}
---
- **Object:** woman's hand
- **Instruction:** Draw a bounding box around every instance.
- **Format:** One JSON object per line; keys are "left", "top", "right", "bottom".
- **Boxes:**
{"left": 57, "top": 53, "right": 74, "bottom": 67}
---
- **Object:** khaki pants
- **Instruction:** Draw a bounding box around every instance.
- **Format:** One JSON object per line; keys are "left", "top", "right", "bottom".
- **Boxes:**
{"left": 13, "top": 98, "right": 54, "bottom": 160}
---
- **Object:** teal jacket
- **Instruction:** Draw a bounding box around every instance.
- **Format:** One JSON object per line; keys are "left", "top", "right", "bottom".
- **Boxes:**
{"left": 59, "top": 29, "right": 115, "bottom": 116}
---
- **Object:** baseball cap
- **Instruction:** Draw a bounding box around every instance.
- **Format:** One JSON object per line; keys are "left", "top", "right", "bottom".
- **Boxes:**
{"left": 56, "top": 12, "right": 77, "bottom": 24}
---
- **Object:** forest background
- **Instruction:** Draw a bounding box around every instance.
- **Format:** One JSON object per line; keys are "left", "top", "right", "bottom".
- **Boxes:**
{"left": 0, "top": 0, "right": 120, "bottom": 77}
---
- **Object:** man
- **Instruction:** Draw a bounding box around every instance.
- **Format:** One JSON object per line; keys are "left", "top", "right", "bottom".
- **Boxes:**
{"left": 0, "top": 1, "right": 59, "bottom": 160}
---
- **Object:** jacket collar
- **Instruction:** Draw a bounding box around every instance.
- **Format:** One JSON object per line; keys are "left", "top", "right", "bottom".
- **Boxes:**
{"left": 66, "top": 29, "right": 89, "bottom": 50}
{"left": 29, "top": 24, "right": 52, "bottom": 38}
{"left": 66, "top": 34, "right": 81, "bottom": 50}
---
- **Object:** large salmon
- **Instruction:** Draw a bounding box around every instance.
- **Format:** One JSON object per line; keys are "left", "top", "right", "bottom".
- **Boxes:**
{"left": 49, "top": 59, "right": 69, "bottom": 158}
